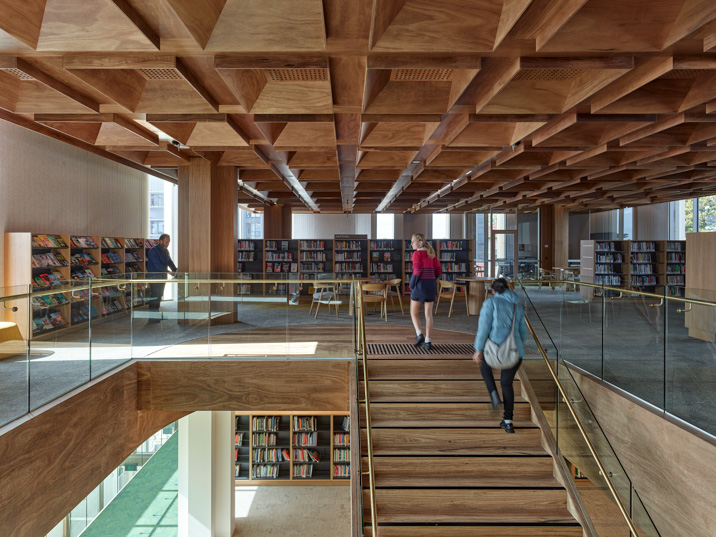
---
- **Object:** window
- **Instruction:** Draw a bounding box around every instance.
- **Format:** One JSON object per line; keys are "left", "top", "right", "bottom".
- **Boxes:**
{"left": 376, "top": 213, "right": 394, "bottom": 239}
{"left": 150, "top": 193, "right": 164, "bottom": 208}
{"left": 432, "top": 214, "right": 450, "bottom": 239}
{"left": 239, "top": 208, "right": 263, "bottom": 239}
{"left": 150, "top": 220, "right": 164, "bottom": 237}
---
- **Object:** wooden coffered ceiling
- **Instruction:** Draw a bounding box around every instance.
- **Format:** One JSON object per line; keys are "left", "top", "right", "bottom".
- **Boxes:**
{"left": 0, "top": 0, "right": 715, "bottom": 214}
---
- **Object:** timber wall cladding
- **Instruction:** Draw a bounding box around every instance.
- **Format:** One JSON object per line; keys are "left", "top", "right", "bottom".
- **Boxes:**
{"left": 573, "top": 371, "right": 716, "bottom": 537}
{"left": 0, "top": 363, "right": 187, "bottom": 537}
{"left": 137, "top": 360, "right": 351, "bottom": 412}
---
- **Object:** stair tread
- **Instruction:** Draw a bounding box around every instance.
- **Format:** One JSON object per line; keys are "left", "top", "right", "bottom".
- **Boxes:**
{"left": 361, "top": 402, "right": 534, "bottom": 427}
{"left": 363, "top": 380, "right": 527, "bottom": 402}
{"left": 364, "top": 456, "right": 561, "bottom": 488}
{"left": 363, "top": 489, "right": 575, "bottom": 523}
{"left": 362, "top": 527, "right": 583, "bottom": 537}
{"left": 365, "top": 359, "right": 484, "bottom": 380}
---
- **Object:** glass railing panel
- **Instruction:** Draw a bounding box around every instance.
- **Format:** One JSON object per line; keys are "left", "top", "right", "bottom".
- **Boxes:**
{"left": 603, "top": 285, "right": 666, "bottom": 409}
{"left": 564, "top": 283, "right": 606, "bottom": 379}
{"left": 666, "top": 287, "right": 716, "bottom": 436}
{"left": 0, "top": 284, "right": 31, "bottom": 427}
{"left": 29, "top": 279, "right": 91, "bottom": 411}
{"left": 88, "top": 279, "right": 132, "bottom": 378}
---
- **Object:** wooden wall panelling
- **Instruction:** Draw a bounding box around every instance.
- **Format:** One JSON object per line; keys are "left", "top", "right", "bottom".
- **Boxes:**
{"left": 0, "top": 363, "right": 187, "bottom": 537}
{"left": 685, "top": 231, "right": 716, "bottom": 342}
{"left": 136, "top": 360, "right": 351, "bottom": 412}
{"left": 573, "top": 369, "right": 716, "bottom": 537}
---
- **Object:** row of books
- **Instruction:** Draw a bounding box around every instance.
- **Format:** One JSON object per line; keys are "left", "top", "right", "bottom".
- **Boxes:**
{"left": 253, "top": 448, "right": 285, "bottom": 463}
{"left": 667, "top": 275, "right": 685, "bottom": 285}
{"left": 333, "top": 465, "right": 350, "bottom": 478}
{"left": 71, "top": 236, "right": 99, "bottom": 248}
{"left": 631, "top": 276, "right": 657, "bottom": 286}
{"left": 33, "top": 272, "right": 66, "bottom": 288}
{"left": 666, "top": 264, "right": 686, "bottom": 274}
{"left": 235, "top": 433, "right": 244, "bottom": 446}
{"left": 666, "top": 253, "right": 685, "bottom": 262}
{"left": 32, "top": 293, "right": 68, "bottom": 309}
{"left": 293, "top": 449, "right": 321, "bottom": 462}
{"left": 335, "top": 263, "right": 363, "bottom": 272}
{"left": 125, "top": 238, "right": 145, "bottom": 248}
{"left": 333, "top": 433, "right": 349, "bottom": 446}
{"left": 33, "top": 234, "right": 67, "bottom": 248}
{"left": 266, "top": 252, "right": 293, "bottom": 261}
{"left": 293, "top": 465, "right": 314, "bottom": 478}
{"left": 32, "top": 253, "right": 68, "bottom": 268}
{"left": 439, "top": 240, "right": 468, "bottom": 250}
{"left": 371, "top": 252, "right": 392, "bottom": 261}
{"left": 631, "top": 242, "right": 656, "bottom": 252}
{"left": 265, "top": 263, "right": 298, "bottom": 273}
{"left": 238, "top": 253, "right": 256, "bottom": 261}
{"left": 101, "top": 252, "right": 124, "bottom": 264}
{"left": 299, "top": 240, "right": 324, "bottom": 249}
{"left": 252, "top": 433, "right": 276, "bottom": 447}
{"left": 72, "top": 305, "right": 100, "bottom": 322}
{"left": 32, "top": 312, "right": 68, "bottom": 332}
{"left": 666, "top": 242, "right": 685, "bottom": 251}
{"left": 71, "top": 252, "right": 96, "bottom": 265}
{"left": 631, "top": 253, "right": 654, "bottom": 262}
{"left": 443, "top": 263, "right": 468, "bottom": 272}
{"left": 335, "top": 252, "right": 361, "bottom": 261}
{"left": 101, "top": 266, "right": 121, "bottom": 276}
{"left": 300, "top": 263, "right": 325, "bottom": 272}
{"left": 370, "top": 241, "right": 397, "bottom": 250}
{"left": 101, "top": 237, "right": 123, "bottom": 248}
{"left": 335, "top": 240, "right": 362, "bottom": 250}
{"left": 266, "top": 240, "right": 290, "bottom": 251}
{"left": 300, "top": 252, "right": 326, "bottom": 261}
{"left": 71, "top": 268, "right": 96, "bottom": 280}
{"left": 252, "top": 416, "right": 280, "bottom": 431}
{"left": 631, "top": 264, "right": 655, "bottom": 274}
{"left": 440, "top": 253, "right": 457, "bottom": 261}
{"left": 370, "top": 263, "right": 394, "bottom": 272}
{"left": 293, "top": 433, "right": 317, "bottom": 447}
{"left": 293, "top": 416, "right": 317, "bottom": 431}
{"left": 596, "top": 254, "right": 623, "bottom": 263}
{"left": 237, "top": 241, "right": 256, "bottom": 250}
{"left": 333, "top": 449, "right": 350, "bottom": 462}
{"left": 125, "top": 252, "right": 143, "bottom": 262}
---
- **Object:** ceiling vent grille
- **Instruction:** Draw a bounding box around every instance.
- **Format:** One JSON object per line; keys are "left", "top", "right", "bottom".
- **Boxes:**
{"left": 391, "top": 68, "right": 454, "bottom": 81}
{"left": 660, "top": 69, "right": 710, "bottom": 79}
{"left": 2, "top": 68, "right": 34, "bottom": 81}
{"left": 267, "top": 69, "right": 328, "bottom": 81}
{"left": 139, "top": 68, "right": 183, "bottom": 80}
{"left": 514, "top": 69, "right": 581, "bottom": 81}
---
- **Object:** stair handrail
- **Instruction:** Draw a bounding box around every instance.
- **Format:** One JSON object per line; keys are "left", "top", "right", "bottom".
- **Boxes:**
{"left": 524, "top": 313, "right": 647, "bottom": 537}
{"left": 355, "top": 281, "right": 378, "bottom": 536}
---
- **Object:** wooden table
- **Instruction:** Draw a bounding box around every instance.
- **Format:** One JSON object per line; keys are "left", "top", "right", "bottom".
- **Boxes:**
{"left": 456, "top": 277, "right": 493, "bottom": 316}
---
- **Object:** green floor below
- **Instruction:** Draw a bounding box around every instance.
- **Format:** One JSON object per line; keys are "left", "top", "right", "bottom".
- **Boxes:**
{"left": 82, "top": 434, "right": 178, "bottom": 537}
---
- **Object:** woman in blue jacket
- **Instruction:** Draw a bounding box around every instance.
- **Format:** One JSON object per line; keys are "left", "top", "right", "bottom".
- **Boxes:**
{"left": 472, "top": 278, "right": 527, "bottom": 433}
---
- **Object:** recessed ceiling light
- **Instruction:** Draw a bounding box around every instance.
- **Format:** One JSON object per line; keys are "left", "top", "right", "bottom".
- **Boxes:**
{"left": 411, "top": 160, "right": 420, "bottom": 164}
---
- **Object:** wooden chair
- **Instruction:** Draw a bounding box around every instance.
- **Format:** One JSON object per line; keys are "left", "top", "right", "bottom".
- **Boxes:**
{"left": 309, "top": 280, "right": 339, "bottom": 318}
{"left": 385, "top": 278, "right": 404, "bottom": 315}
{"left": 361, "top": 282, "right": 388, "bottom": 322}
{"left": 434, "top": 279, "right": 469, "bottom": 317}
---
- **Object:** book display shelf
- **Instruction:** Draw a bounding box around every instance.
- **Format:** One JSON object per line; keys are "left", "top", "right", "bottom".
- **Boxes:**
{"left": 4, "top": 232, "right": 156, "bottom": 339}
{"left": 403, "top": 239, "right": 413, "bottom": 294}
{"left": 237, "top": 240, "right": 263, "bottom": 296}
{"left": 629, "top": 241, "right": 657, "bottom": 291}
{"left": 334, "top": 239, "right": 367, "bottom": 279}
{"left": 437, "top": 240, "right": 473, "bottom": 283}
{"left": 298, "top": 240, "right": 333, "bottom": 297}
{"left": 663, "top": 240, "right": 686, "bottom": 297}
{"left": 369, "top": 240, "right": 401, "bottom": 282}
{"left": 265, "top": 240, "right": 299, "bottom": 296}
{"left": 234, "top": 412, "right": 349, "bottom": 485}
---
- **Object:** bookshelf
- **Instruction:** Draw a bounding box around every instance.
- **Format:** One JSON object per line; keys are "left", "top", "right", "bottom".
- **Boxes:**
{"left": 437, "top": 240, "right": 473, "bottom": 283}
{"left": 629, "top": 241, "right": 657, "bottom": 291}
{"left": 299, "top": 240, "right": 333, "bottom": 296}
{"left": 235, "top": 412, "right": 349, "bottom": 485}
{"left": 369, "top": 240, "right": 401, "bottom": 282}
{"left": 403, "top": 239, "right": 413, "bottom": 294}
{"left": 237, "top": 240, "right": 263, "bottom": 296}
{"left": 4, "top": 232, "right": 154, "bottom": 339}
{"left": 334, "top": 239, "right": 367, "bottom": 279}
{"left": 661, "top": 240, "right": 686, "bottom": 297}
{"left": 265, "top": 240, "right": 299, "bottom": 296}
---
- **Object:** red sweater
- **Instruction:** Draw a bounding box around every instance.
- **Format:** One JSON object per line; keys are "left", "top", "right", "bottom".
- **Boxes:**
{"left": 412, "top": 249, "right": 442, "bottom": 280}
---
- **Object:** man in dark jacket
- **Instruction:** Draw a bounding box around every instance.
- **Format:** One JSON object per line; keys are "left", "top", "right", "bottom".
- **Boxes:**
{"left": 146, "top": 234, "right": 177, "bottom": 319}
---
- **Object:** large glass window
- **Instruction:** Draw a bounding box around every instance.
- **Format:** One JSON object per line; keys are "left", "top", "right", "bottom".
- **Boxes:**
{"left": 432, "top": 214, "right": 450, "bottom": 239}
{"left": 238, "top": 208, "right": 263, "bottom": 239}
{"left": 376, "top": 213, "right": 394, "bottom": 239}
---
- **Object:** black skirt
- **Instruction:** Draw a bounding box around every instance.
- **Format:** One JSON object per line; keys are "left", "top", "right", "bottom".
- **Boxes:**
{"left": 410, "top": 278, "right": 437, "bottom": 303}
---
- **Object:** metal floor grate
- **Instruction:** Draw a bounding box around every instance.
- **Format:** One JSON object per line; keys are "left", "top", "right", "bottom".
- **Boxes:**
{"left": 367, "top": 343, "right": 474, "bottom": 355}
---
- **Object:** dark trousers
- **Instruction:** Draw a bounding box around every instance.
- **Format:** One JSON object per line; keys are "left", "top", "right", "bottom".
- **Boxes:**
{"left": 480, "top": 358, "right": 522, "bottom": 420}
{"left": 148, "top": 281, "right": 166, "bottom": 311}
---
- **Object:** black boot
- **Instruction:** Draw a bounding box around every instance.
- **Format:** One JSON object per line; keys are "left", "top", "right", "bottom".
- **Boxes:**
{"left": 414, "top": 334, "right": 425, "bottom": 347}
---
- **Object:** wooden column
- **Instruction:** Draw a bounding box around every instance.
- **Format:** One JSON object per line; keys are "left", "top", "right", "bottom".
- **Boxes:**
{"left": 264, "top": 204, "right": 292, "bottom": 239}
{"left": 539, "top": 206, "right": 554, "bottom": 271}
{"left": 177, "top": 158, "right": 238, "bottom": 324}
{"left": 178, "top": 159, "right": 237, "bottom": 273}
{"left": 554, "top": 207, "right": 569, "bottom": 268}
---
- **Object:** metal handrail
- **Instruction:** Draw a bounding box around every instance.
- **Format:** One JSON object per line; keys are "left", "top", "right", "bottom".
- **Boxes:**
{"left": 355, "top": 282, "right": 378, "bottom": 537}
{"left": 524, "top": 315, "right": 645, "bottom": 537}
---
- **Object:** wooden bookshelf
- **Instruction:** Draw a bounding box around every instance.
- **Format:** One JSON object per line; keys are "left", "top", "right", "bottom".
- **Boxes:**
{"left": 437, "top": 239, "right": 474, "bottom": 283}
{"left": 661, "top": 240, "right": 686, "bottom": 297}
{"left": 235, "top": 412, "right": 349, "bottom": 485}
{"left": 334, "top": 239, "right": 367, "bottom": 279}
{"left": 369, "top": 240, "right": 401, "bottom": 282}
{"left": 265, "top": 240, "right": 299, "bottom": 296}
{"left": 237, "top": 240, "right": 263, "bottom": 296}
{"left": 4, "top": 232, "right": 153, "bottom": 339}
{"left": 628, "top": 241, "right": 657, "bottom": 291}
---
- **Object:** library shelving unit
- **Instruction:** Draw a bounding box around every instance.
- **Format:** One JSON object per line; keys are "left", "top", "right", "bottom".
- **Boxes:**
{"left": 234, "top": 415, "right": 250, "bottom": 480}
{"left": 437, "top": 240, "right": 473, "bottom": 283}
{"left": 265, "top": 240, "right": 299, "bottom": 296}
{"left": 99, "top": 237, "right": 126, "bottom": 317}
{"left": 334, "top": 239, "right": 367, "bottom": 279}
{"left": 69, "top": 236, "right": 102, "bottom": 326}
{"left": 403, "top": 239, "right": 414, "bottom": 294}
{"left": 628, "top": 241, "right": 657, "bottom": 291}
{"left": 662, "top": 240, "right": 686, "bottom": 297}
{"left": 369, "top": 240, "right": 401, "bottom": 282}
{"left": 332, "top": 415, "right": 350, "bottom": 480}
{"left": 235, "top": 412, "right": 349, "bottom": 485}
{"left": 580, "top": 240, "right": 628, "bottom": 295}
{"left": 4, "top": 232, "right": 155, "bottom": 339}
{"left": 124, "top": 238, "right": 147, "bottom": 308}
{"left": 298, "top": 240, "right": 333, "bottom": 297}
{"left": 237, "top": 240, "right": 263, "bottom": 296}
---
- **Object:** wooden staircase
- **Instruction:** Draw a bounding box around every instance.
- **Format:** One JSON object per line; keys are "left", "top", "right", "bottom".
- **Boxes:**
{"left": 360, "top": 328, "right": 584, "bottom": 537}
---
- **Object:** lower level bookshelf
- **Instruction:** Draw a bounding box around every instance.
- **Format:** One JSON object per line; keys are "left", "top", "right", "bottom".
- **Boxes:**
{"left": 234, "top": 412, "right": 350, "bottom": 485}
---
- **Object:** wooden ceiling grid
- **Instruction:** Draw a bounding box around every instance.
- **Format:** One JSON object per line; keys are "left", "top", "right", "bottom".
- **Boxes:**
{"left": 0, "top": 0, "right": 714, "bottom": 213}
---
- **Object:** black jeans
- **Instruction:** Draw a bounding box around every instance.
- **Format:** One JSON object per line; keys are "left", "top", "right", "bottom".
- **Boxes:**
{"left": 480, "top": 358, "right": 523, "bottom": 420}
{"left": 148, "top": 280, "right": 166, "bottom": 311}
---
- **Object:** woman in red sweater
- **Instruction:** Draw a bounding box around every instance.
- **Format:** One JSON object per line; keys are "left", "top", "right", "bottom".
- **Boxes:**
{"left": 409, "top": 233, "right": 443, "bottom": 350}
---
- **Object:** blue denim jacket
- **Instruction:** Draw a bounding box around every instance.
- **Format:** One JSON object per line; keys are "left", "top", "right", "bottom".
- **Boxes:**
{"left": 473, "top": 289, "right": 527, "bottom": 357}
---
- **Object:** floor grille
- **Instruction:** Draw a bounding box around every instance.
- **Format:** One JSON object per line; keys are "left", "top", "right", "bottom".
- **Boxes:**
{"left": 367, "top": 343, "right": 474, "bottom": 355}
